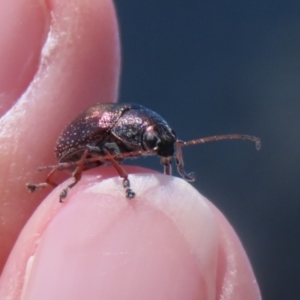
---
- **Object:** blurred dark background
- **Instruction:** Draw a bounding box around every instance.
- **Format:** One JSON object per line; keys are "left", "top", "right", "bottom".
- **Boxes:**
{"left": 113, "top": 0, "right": 299, "bottom": 299}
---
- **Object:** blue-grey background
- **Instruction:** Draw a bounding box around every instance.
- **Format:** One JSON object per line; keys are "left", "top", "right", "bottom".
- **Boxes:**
{"left": 114, "top": 1, "right": 300, "bottom": 299}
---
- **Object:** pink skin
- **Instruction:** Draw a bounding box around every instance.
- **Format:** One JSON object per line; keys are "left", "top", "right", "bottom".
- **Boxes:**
{"left": 0, "top": 0, "right": 261, "bottom": 299}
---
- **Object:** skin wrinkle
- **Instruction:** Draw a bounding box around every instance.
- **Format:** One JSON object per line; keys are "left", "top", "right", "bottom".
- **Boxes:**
{"left": 0, "top": 0, "right": 50, "bottom": 117}
{"left": 0, "top": 4, "right": 51, "bottom": 150}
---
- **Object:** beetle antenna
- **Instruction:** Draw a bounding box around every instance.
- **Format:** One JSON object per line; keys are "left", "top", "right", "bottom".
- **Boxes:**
{"left": 178, "top": 134, "right": 261, "bottom": 150}
{"left": 174, "top": 134, "right": 260, "bottom": 182}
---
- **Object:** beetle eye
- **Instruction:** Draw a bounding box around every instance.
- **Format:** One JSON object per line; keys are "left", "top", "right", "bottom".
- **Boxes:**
{"left": 143, "top": 131, "right": 159, "bottom": 151}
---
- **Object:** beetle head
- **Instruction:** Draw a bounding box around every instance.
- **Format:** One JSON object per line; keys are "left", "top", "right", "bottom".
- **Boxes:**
{"left": 143, "top": 124, "right": 177, "bottom": 157}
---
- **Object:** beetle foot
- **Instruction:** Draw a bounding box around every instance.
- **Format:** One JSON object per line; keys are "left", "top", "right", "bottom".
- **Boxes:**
{"left": 59, "top": 189, "right": 68, "bottom": 203}
{"left": 26, "top": 183, "right": 37, "bottom": 193}
{"left": 186, "top": 172, "right": 196, "bottom": 182}
{"left": 123, "top": 179, "right": 130, "bottom": 188}
{"left": 125, "top": 189, "right": 135, "bottom": 199}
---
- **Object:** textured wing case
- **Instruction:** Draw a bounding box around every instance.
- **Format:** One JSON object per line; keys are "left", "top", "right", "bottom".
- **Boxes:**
{"left": 55, "top": 103, "right": 143, "bottom": 161}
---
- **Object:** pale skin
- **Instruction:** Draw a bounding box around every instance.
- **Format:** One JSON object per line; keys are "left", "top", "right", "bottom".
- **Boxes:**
{"left": 0, "top": 0, "right": 261, "bottom": 299}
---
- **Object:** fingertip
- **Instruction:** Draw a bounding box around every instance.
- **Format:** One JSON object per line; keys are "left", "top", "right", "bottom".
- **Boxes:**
{"left": 1, "top": 168, "right": 260, "bottom": 299}
{"left": 0, "top": 169, "right": 218, "bottom": 299}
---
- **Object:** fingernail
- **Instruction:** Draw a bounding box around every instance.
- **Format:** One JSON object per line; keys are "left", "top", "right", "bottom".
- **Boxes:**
{"left": 20, "top": 174, "right": 218, "bottom": 299}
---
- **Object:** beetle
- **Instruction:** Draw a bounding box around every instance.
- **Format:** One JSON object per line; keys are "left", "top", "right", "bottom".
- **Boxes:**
{"left": 27, "top": 103, "right": 260, "bottom": 202}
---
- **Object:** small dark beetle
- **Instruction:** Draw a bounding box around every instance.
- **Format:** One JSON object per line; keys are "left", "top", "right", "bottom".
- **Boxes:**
{"left": 27, "top": 103, "right": 260, "bottom": 202}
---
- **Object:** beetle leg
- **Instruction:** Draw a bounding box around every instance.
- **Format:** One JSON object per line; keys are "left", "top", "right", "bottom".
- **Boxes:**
{"left": 26, "top": 167, "right": 58, "bottom": 193}
{"left": 86, "top": 144, "right": 101, "bottom": 153}
{"left": 103, "top": 149, "right": 135, "bottom": 199}
{"left": 160, "top": 157, "right": 172, "bottom": 175}
{"left": 59, "top": 149, "right": 89, "bottom": 203}
{"left": 37, "top": 161, "right": 78, "bottom": 172}
{"left": 103, "top": 143, "right": 121, "bottom": 155}
{"left": 26, "top": 161, "right": 81, "bottom": 193}
{"left": 175, "top": 141, "right": 196, "bottom": 182}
